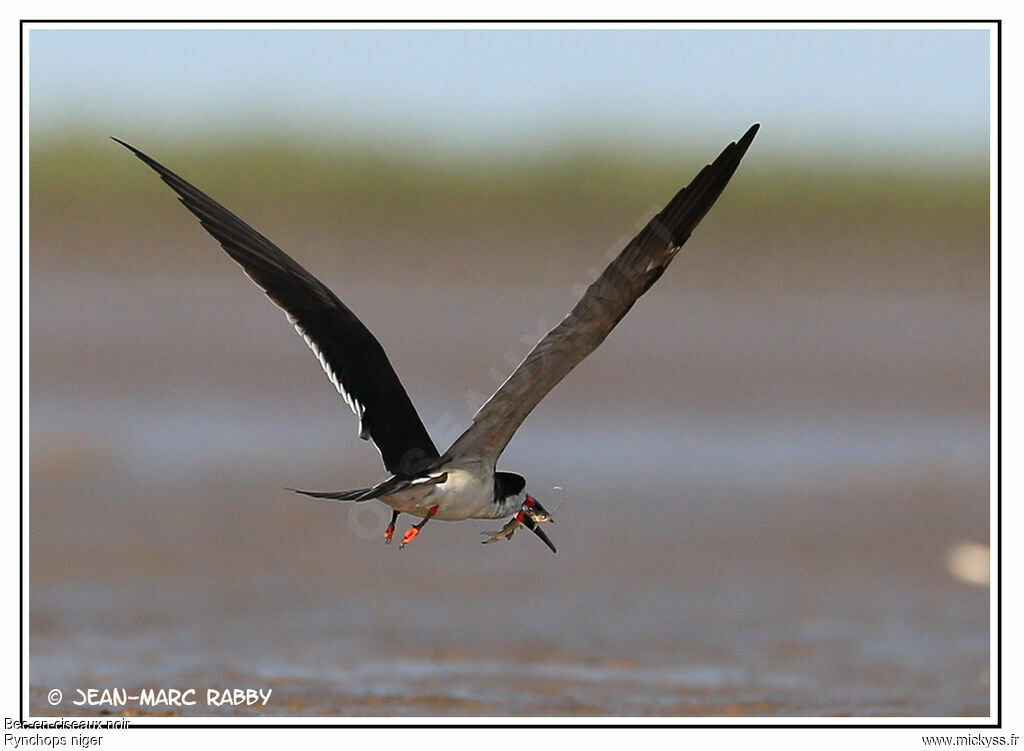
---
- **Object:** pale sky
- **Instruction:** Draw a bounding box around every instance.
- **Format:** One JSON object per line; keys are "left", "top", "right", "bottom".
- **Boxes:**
{"left": 29, "top": 26, "right": 991, "bottom": 159}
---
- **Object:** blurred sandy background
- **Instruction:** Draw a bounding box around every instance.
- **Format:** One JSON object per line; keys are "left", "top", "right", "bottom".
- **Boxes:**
{"left": 28, "top": 27, "right": 991, "bottom": 717}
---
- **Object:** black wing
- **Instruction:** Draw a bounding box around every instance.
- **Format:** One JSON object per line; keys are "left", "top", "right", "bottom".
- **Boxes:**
{"left": 115, "top": 139, "right": 439, "bottom": 477}
{"left": 443, "top": 124, "right": 759, "bottom": 464}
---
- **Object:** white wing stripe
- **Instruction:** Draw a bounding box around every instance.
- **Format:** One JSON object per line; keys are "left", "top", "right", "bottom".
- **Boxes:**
{"left": 290, "top": 321, "right": 365, "bottom": 420}
{"left": 283, "top": 310, "right": 371, "bottom": 442}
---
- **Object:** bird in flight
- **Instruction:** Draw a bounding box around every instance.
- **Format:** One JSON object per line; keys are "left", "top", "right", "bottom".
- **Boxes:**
{"left": 115, "top": 124, "right": 758, "bottom": 554}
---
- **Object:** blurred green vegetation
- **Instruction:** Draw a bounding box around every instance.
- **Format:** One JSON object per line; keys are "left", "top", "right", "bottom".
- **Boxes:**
{"left": 30, "top": 133, "right": 989, "bottom": 284}
{"left": 32, "top": 133, "right": 988, "bottom": 222}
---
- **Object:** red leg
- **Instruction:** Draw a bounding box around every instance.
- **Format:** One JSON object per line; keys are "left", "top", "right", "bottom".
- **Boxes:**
{"left": 400, "top": 505, "right": 439, "bottom": 549}
{"left": 384, "top": 509, "right": 399, "bottom": 544}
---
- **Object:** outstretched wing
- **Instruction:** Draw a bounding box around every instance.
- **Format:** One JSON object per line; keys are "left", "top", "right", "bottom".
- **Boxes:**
{"left": 443, "top": 124, "right": 759, "bottom": 464}
{"left": 115, "top": 139, "right": 439, "bottom": 477}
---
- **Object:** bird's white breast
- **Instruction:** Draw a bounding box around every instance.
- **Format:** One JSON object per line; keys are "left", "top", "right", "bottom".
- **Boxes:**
{"left": 381, "top": 467, "right": 496, "bottom": 521}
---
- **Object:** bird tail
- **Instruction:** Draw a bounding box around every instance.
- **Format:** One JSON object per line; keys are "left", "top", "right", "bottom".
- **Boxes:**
{"left": 287, "top": 487, "right": 376, "bottom": 502}
{"left": 288, "top": 473, "right": 415, "bottom": 503}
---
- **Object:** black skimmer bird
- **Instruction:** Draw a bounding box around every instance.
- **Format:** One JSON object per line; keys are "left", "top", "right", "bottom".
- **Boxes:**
{"left": 115, "top": 124, "right": 758, "bottom": 554}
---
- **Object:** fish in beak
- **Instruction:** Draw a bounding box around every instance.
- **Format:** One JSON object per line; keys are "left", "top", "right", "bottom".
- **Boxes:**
{"left": 480, "top": 493, "right": 558, "bottom": 553}
{"left": 520, "top": 494, "right": 557, "bottom": 553}
{"left": 481, "top": 516, "right": 521, "bottom": 545}
{"left": 522, "top": 493, "right": 555, "bottom": 523}
{"left": 518, "top": 510, "right": 557, "bottom": 554}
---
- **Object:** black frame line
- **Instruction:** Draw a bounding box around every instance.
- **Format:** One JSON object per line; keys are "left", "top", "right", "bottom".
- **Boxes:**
{"left": 16, "top": 17, "right": 1003, "bottom": 729}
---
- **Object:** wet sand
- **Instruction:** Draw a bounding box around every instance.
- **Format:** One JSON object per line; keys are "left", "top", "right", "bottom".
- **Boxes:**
{"left": 28, "top": 222, "right": 990, "bottom": 717}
